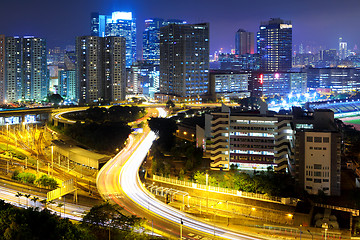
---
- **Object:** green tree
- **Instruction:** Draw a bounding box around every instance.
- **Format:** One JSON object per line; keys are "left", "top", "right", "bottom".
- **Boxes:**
{"left": 15, "top": 192, "right": 22, "bottom": 206}
{"left": 24, "top": 194, "right": 31, "bottom": 208}
{"left": 82, "top": 201, "right": 143, "bottom": 239}
{"left": 148, "top": 117, "right": 177, "bottom": 151}
{"left": 166, "top": 99, "right": 175, "bottom": 109}
{"left": 48, "top": 94, "right": 64, "bottom": 106}
{"left": 31, "top": 196, "right": 39, "bottom": 209}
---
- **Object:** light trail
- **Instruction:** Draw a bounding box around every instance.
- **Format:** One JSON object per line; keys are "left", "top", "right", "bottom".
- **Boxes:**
{"left": 97, "top": 108, "right": 263, "bottom": 239}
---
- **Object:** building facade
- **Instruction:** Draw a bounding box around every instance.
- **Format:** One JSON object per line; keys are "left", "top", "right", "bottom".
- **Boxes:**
{"left": 76, "top": 36, "right": 126, "bottom": 104}
{"left": 5, "top": 36, "right": 48, "bottom": 102}
{"left": 128, "top": 61, "right": 159, "bottom": 97}
{"left": 0, "top": 35, "right": 5, "bottom": 103}
{"left": 91, "top": 11, "right": 136, "bottom": 67}
{"left": 235, "top": 29, "right": 254, "bottom": 55}
{"left": 295, "top": 130, "right": 341, "bottom": 196}
{"left": 143, "top": 18, "right": 186, "bottom": 65}
{"left": 160, "top": 23, "right": 209, "bottom": 97}
{"left": 258, "top": 18, "right": 292, "bottom": 72}
{"left": 207, "top": 106, "right": 294, "bottom": 172}
{"left": 59, "top": 70, "right": 76, "bottom": 101}
{"left": 304, "top": 67, "right": 360, "bottom": 92}
{"left": 209, "top": 70, "right": 249, "bottom": 99}
{"left": 294, "top": 109, "right": 341, "bottom": 196}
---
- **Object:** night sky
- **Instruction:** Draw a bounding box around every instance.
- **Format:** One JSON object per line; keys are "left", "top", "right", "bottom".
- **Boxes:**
{"left": 1, "top": 0, "right": 359, "bottom": 53}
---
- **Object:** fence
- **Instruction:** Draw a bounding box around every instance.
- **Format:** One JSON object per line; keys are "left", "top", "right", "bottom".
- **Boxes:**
{"left": 152, "top": 175, "right": 299, "bottom": 206}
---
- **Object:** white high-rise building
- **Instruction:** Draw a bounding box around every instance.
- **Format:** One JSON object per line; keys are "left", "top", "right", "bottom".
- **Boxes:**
{"left": 339, "top": 37, "right": 348, "bottom": 60}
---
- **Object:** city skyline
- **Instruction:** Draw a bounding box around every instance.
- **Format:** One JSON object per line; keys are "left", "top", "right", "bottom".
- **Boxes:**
{"left": 0, "top": 0, "right": 359, "bottom": 53}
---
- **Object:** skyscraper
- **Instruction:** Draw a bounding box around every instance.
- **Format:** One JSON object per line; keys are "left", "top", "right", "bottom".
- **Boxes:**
{"left": 104, "top": 37, "right": 126, "bottom": 102}
{"left": 5, "top": 36, "right": 48, "bottom": 102}
{"left": 143, "top": 18, "right": 164, "bottom": 64}
{"left": 5, "top": 37, "right": 22, "bottom": 102}
{"left": 90, "top": 11, "right": 136, "bottom": 67}
{"left": 339, "top": 37, "right": 348, "bottom": 60}
{"left": 59, "top": 70, "right": 76, "bottom": 100}
{"left": 258, "top": 18, "right": 292, "bottom": 71}
{"left": 235, "top": 29, "right": 254, "bottom": 55}
{"left": 23, "top": 37, "right": 48, "bottom": 101}
{"left": 143, "top": 18, "right": 186, "bottom": 64}
{"left": 0, "top": 35, "right": 5, "bottom": 103}
{"left": 76, "top": 36, "right": 126, "bottom": 104}
{"left": 160, "top": 23, "right": 209, "bottom": 97}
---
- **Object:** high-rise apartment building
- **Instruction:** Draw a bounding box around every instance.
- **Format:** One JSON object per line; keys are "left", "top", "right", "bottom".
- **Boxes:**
{"left": 258, "top": 18, "right": 292, "bottom": 71}
{"left": 235, "top": 29, "right": 254, "bottom": 55}
{"left": 128, "top": 61, "right": 159, "bottom": 97}
{"left": 104, "top": 37, "right": 126, "bottom": 102}
{"left": 59, "top": 70, "right": 76, "bottom": 101}
{"left": 143, "top": 18, "right": 186, "bottom": 64}
{"left": 76, "top": 36, "right": 126, "bottom": 104}
{"left": 0, "top": 35, "right": 5, "bottom": 103}
{"left": 5, "top": 37, "right": 22, "bottom": 102}
{"left": 159, "top": 23, "right": 209, "bottom": 97}
{"left": 91, "top": 11, "right": 136, "bottom": 67}
{"left": 5, "top": 36, "right": 48, "bottom": 102}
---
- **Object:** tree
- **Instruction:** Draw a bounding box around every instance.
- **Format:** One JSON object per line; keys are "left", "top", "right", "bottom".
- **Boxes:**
{"left": 148, "top": 117, "right": 177, "bottom": 150}
{"left": 48, "top": 94, "right": 64, "bottom": 106}
{"left": 0, "top": 200, "right": 91, "bottom": 240}
{"left": 166, "top": 99, "right": 175, "bottom": 109}
{"left": 40, "top": 199, "right": 48, "bottom": 209}
{"left": 24, "top": 194, "right": 31, "bottom": 208}
{"left": 82, "top": 201, "right": 143, "bottom": 239}
{"left": 57, "top": 203, "right": 64, "bottom": 217}
{"left": 36, "top": 175, "right": 59, "bottom": 189}
{"left": 15, "top": 192, "right": 22, "bottom": 206}
{"left": 31, "top": 196, "right": 39, "bottom": 209}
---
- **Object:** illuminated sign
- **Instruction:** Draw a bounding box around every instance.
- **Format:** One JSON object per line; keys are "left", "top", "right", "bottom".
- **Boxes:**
{"left": 280, "top": 24, "right": 292, "bottom": 29}
{"left": 275, "top": 73, "right": 280, "bottom": 79}
{"left": 111, "top": 11, "right": 132, "bottom": 21}
{"left": 259, "top": 74, "right": 263, "bottom": 84}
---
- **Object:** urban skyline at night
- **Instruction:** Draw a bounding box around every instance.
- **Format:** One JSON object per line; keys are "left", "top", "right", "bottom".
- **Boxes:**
{"left": 1, "top": 0, "right": 360, "bottom": 53}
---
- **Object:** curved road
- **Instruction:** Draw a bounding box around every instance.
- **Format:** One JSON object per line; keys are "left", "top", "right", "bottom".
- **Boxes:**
{"left": 96, "top": 108, "right": 262, "bottom": 240}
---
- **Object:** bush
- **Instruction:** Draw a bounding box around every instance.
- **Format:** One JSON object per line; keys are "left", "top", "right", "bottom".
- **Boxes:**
{"left": 35, "top": 175, "right": 59, "bottom": 189}
{"left": 16, "top": 172, "right": 36, "bottom": 184}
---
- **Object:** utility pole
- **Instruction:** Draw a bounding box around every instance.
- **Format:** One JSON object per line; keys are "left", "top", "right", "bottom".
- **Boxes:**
{"left": 51, "top": 145, "right": 53, "bottom": 176}
{"left": 180, "top": 218, "right": 183, "bottom": 240}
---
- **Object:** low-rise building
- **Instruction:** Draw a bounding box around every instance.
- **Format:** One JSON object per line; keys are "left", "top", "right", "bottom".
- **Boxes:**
{"left": 206, "top": 105, "right": 341, "bottom": 195}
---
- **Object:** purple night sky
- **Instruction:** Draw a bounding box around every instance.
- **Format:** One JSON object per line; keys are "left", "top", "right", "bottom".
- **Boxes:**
{"left": 1, "top": 0, "right": 359, "bottom": 53}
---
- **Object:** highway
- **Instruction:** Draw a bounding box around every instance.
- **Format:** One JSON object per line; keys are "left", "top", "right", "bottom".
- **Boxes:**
{"left": 96, "top": 108, "right": 262, "bottom": 240}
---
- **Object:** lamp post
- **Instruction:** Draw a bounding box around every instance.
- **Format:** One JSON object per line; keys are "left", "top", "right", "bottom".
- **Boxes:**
{"left": 206, "top": 172, "right": 209, "bottom": 210}
{"left": 6, "top": 123, "right": 9, "bottom": 151}
{"left": 51, "top": 145, "right": 54, "bottom": 176}
{"left": 180, "top": 218, "right": 183, "bottom": 240}
{"left": 211, "top": 201, "right": 222, "bottom": 238}
{"left": 307, "top": 229, "right": 313, "bottom": 240}
{"left": 322, "top": 223, "right": 329, "bottom": 240}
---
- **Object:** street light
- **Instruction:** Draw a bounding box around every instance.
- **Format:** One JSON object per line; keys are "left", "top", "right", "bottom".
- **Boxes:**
{"left": 211, "top": 201, "right": 222, "bottom": 238}
{"left": 307, "top": 229, "right": 313, "bottom": 240}
{"left": 322, "top": 223, "right": 329, "bottom": 240}
{"left": 205, "top": 172, "right": 209, "bottom": 210}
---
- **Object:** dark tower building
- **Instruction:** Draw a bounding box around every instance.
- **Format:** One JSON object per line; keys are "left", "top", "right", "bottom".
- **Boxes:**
{"left": 160, "top": 23, "right": 209, "bottom": 97}
{"left": 258, "top": 18, "right": 292, "bottom": 71}
{"left": 76, "top": 36, "right": 126, "bottom": 104}
{"left": 5, "top": 36, "right": 48, "bottom": 102}
{"left": 235, "top": 29, "right": 254, "bottom": 55}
